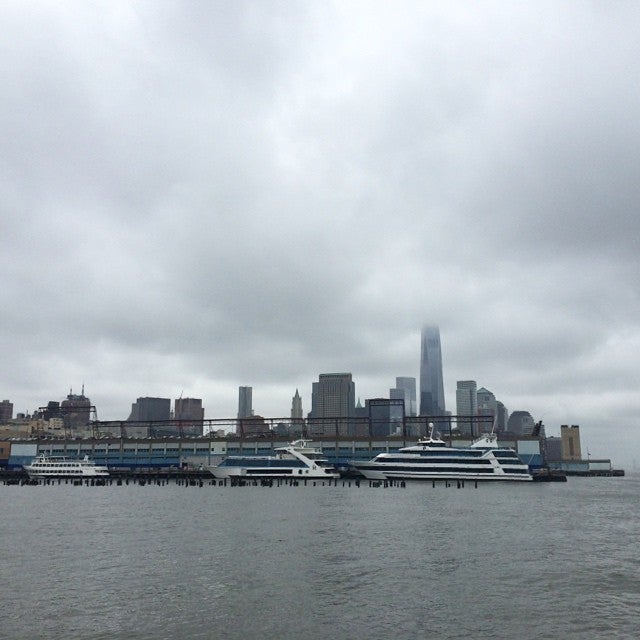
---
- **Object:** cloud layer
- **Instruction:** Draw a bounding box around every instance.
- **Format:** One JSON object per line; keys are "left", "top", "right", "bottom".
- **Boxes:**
{"left": 2, "top": 1, "right": 639, "bottom": 466}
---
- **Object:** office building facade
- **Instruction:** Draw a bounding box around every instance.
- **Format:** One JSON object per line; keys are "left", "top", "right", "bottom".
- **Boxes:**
{"left": 174, "top": 398, "right": 205, "bottom": 436}
{"left": 368, "top": 398, "right": 405, "bottom": 437}
{"left": 238, "top": 386, "right": 253, "bottom": 419}
{"left": 174, "top": 397, "right": 204, "bottom": 421}
{"left": 127, "top": 397, "right": 171, "bottom": 422}
{"left": 456, "top": 380, "right": 477, "bottom": 435}
{"left": 310, "top": 373, "right": 355, "bottom": 436}
{"left": 0, "top": 400, "right": 13, "bottom": 423}
{"left": 476, "top": 387, "right": 497, "bottom": 433}
{"left": 391, "top": 377, "right": 417, "bottom": 417}
{"left": 507, "top": 410, "right": 535, "bottom": 436}
{"left": 496, "top": 401, "right": 509, "bottom": 433}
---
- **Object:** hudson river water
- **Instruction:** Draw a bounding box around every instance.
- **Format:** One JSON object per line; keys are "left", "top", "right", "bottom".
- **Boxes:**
{"left": 1, "top": 476, "right": 639, "bottom": 639}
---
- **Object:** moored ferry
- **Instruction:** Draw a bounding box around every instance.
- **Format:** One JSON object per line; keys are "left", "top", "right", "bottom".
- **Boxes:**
{"left": 351, "top": 427, "right": 532, "bottom": 482}
{"left": 23, "top": 454, "right": 110, "bottom": 479}
{"left": 209, "top": 439, "right": 340, "bottom": 479}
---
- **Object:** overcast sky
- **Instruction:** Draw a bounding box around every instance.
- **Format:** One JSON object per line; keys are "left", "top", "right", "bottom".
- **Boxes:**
{"left": 2, "top": 1, "right": 639, "bottom": 466}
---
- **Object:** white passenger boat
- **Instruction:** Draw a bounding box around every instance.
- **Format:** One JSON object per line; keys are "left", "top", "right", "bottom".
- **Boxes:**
{"left": 23, "top": 454, "right": 110, "bottom": 479}
{"left": 209, "top": 439, "right": 340, "bottom": 479}
{"left": 351, "top": 427, "right": 532, "bottom": 481}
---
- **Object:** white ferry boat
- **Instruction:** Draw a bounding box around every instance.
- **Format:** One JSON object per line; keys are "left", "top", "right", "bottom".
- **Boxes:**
{"left": 352, "top": 427, "right": 532, "bottom": 482}
{"left": 209, "top": 439, "right": 340, "bottom": 479}
{"left": 23, "top": 454, "right": 110, "bottom": 479}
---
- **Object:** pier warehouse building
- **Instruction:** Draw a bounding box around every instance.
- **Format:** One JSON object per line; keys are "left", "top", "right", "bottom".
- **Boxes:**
{"left": 2, "top": 415, "right": 546, "bottom": 472}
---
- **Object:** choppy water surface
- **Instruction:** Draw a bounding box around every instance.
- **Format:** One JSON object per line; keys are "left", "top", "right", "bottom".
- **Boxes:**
{"left": 1, "top": 476, "right": 639, "bottom": 639}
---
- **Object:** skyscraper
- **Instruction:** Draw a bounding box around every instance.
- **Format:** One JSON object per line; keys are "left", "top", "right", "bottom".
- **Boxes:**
{"left": 291, "top": 389, "right": 303, "bottom": 421}
{"left": 127, "top": 397, "right": 171, "bottom": 421}
{"left": 60, "top": 385, "right": 92, "bottom": 429}
{"left": 174, "top": 397, "right": 205, "bottom": 436}
{"left": 175, "top": 397, "right": 204, "bottom": 421}
{"left": 496, "top": 401, "right": 509, "bottom": 433}
{"left": 456, "top": 380, "right": 477, "bottom": 435}
{"left": 238, "top": 386, "right": 252, "bottom": 419}
{"left": 391, "top": 377, "right": 417, "bottom": 417}
{"left": 476, "top": 387, "right": 497, "bottom": 433}
{"left": 419, "top": 326, "right": 445, "bottom": 416}
{"left": 310, "top": 373, "right": 355, "bottom": 436}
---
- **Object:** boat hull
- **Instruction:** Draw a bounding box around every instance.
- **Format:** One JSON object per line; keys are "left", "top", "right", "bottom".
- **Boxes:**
{"left": 209, "top": 466, "right": 339, "bottom": 480}
{"left": 23, "top": 468, "right": 110, "bottom": 479}
{"left": 353, "top": 466, "right": 532, "bottom": 481}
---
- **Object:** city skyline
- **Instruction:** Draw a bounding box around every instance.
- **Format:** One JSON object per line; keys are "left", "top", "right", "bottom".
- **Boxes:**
{"left": 0, "top": 336, "right": 625, "bottom": 455}
{"left": 1, "top": 3, "right": 639, "bottom": 467}
{"left": 0, "top": 355, "right": 552, "bottom": 432}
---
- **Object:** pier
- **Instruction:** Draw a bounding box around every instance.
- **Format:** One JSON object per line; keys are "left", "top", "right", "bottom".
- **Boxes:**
{"left": 0, "top": 469, "right": 498, "bottom": 489}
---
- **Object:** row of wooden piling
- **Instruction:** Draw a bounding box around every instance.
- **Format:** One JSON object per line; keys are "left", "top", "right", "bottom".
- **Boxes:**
{"left": 2, "top": 475, "right": 479, "bottom": 488}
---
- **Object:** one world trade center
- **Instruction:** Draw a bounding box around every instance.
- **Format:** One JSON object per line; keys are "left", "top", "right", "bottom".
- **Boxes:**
{"left": 419, "top": 325, "right": 446, "bottom": 416}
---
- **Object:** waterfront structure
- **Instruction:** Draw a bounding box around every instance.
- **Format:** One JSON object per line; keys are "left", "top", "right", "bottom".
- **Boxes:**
{"left": 238, "top": 386, "right": 252, "bottom": 419}
{"left": 455, "top": 380, "right": 477, "bottom": 435}
{"left": 310, "top": 373, "right": 355, "bottom": 436}
{"left": 0, "top": 400, "right": 13, "bottom": 423}
{"left": 127, "top": 397, "right": 171, "bottom": 422}
{"left": 476, "top": 387, "right": 497, "bottom": 432}
{"left": 391, "top": 377, "right": 417, "bottom": 417}
{"left": 507, "top": 411, "right": 536, "bottom": 436}
{"left": 367, "top": 398, "right": 405, "bottom": 437}
{"left": 561, "top": 425, "right": 582, "bottom": 460}
{"left": 545, "top": 426, "right": 619, "bottom": 475}
{"left": 419, "top": 326, "right": 445, "bottom": 416}
{"left": 545, "top": 436, "right": 562, "bottom": 462}
{"left": 2, "top": 432, "right": 546, "bottom": 472}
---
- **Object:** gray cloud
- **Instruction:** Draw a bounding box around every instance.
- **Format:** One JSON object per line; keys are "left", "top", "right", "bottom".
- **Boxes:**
{"left": 1, "top": 1, "right": 639, "bottom": 467}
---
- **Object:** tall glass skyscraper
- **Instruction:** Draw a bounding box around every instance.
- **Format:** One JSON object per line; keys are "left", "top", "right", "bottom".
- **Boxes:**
{"left": 237, "top": 386, "right": 252, "bottom": 419}
{"left": 419, "top": 325, "right": 446, "bottom": 416}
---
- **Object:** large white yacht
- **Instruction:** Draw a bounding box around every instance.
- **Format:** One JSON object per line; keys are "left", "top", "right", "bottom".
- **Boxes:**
{"left": 23, "top": 454, "right": 110, "bottom": 479}
{"left": 352, "top": 427, "right": 532, "bottom": 482}
{"left": 209, "top": 439, "right": 340, "bottom": 480}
